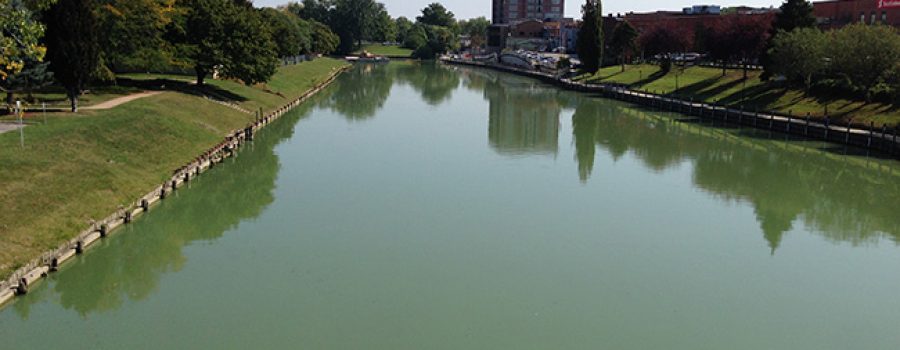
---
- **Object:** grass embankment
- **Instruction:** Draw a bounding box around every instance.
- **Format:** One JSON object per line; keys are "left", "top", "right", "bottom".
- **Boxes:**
{"left": 0, "top": 58, "right": 348, "bottom": 278}
{"left": 357, "top": 44, "right": 413, "bottom": 58}
{"left": 580, "top": 64, "right": 900, "bottom": 128}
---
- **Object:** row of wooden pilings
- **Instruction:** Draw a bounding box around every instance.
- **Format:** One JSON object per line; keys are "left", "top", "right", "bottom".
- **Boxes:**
{"left": 0, "top": 66, "right": 348, "bottom": 308}
{"left": 441, "top": 58, "right": 900, "bottom": 158}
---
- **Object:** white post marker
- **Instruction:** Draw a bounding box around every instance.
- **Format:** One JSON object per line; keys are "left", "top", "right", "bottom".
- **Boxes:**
{"left": 17, "top": 100, "right": 24, "bottom": 148}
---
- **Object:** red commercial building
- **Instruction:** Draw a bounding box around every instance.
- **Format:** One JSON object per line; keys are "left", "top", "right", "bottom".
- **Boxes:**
{"left": 814, "top": 0, "right": 900, "bottom": 28}
{"left": 492, "top": 0, "right": 565, "bottom": 24}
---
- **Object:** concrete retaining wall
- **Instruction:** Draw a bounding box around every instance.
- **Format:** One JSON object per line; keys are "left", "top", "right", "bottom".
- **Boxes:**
{"left": 0, "top": 65, "right": 349, "bottom": 308}
{"left": 442, "top": 58, "right": 900, "bottom": 159}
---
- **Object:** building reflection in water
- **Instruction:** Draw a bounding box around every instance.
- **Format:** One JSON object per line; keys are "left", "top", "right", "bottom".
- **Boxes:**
{"left": 463, "top": 69, "right": 561, "bottom": 157}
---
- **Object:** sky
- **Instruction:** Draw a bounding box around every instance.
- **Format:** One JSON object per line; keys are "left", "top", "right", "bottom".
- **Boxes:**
{"left": 253, "top": 0, "right": 786, "bottom": 20}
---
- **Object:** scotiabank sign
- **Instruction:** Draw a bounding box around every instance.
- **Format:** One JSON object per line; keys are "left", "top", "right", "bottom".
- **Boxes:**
{"left": 880, "top": 0, "right": 900, "bottom": 8}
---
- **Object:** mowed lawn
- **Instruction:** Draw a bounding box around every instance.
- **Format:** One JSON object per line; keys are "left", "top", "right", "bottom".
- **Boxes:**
{"left": 581, "top": 64, "right": 900, "bottom": 128}
{"left": 357, "top": 44, "right": 413, "bottom": 57}
{"left": 0, "top": 58, "right": 348, "bottom": 278}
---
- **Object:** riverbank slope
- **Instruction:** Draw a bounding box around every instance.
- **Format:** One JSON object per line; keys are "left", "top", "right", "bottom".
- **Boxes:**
{"left": 580, "top": 64, "right": 899, "bottom": 128}
{"left": 0, "top": 58, "right": 348, "bottom": 278}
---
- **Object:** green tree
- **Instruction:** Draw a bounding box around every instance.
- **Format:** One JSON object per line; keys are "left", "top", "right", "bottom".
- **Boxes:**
{"left": 169, "top": 0, "right": 277, "bottom": 86}
{"left": 416, "top": 3, "right": 455, "bottom": 27}
{"left": 830, "top": 24, "right": 900, "bottom": 100}
{"left": 44, "top": 0, "right": 101, "bottom": 112}
{"left": 772, "top": 0, "right": 815, "bottom": 33}
{"left": 97, "top": 0, "right": 176, "bottom": 71}
{"left": 404, "top": 23, "right": 428, "bottom": 50}
{"left": 1, "top": 0, "right": 54, "bottom": 111}
{"left": 331, "top": 0, "right": 379, "bottom": 53}
{"left": 309, "top": 19, "right": 339, "bottom": 54}
{"left": 768, "top": 27, "right": 827, "bottom": 90}
{"left": 2, "top": 59, "right": 53, "bottom": 108}
{"left": 608, "top": 21, "right": 637, "bottom": 72}
{"left": 410, "top": 24, "right": 456, "bottom": 59}
{"left": 370, "top": 4, "right": 396, "bottom": 42}
{"left": 261, "top": 7, "right": 310, "bottom": 58}
{"left": 395, "top": 16, "right": 413, "bottom": 44}
{"left": 763, "top": 0, "right": 816, "bottom": 79}
{"left": 576, "top": 0, "right": 603, "bottom": 73}
{"left": 294, "top": 0, "right": 332, "bottom": 24}
{"left": 458, "top": 16, "right": 490, "bottom": 49}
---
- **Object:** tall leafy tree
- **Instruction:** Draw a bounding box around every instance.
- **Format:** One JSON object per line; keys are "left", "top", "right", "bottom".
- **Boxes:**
{"left": 1, "top": 0, "right": 54, "bottom": 111}
{"left": 403, "top": 23, "right": 428, "bottom": 50}
{"left": 768, "top": 27, "right": 827, "bottom": 90}
{"left": 830, "top": 24, "right": 900, "bottom": 100}
{"left": 772, "top": 0, "right": 815, "bottom": 33}
{"left": 706, "top": 15, "right": 772, "bottom": 77}
{"left": 395, "top": 16, "right": 413, "bottom": 44}
{"left": 331, "top": 0, "right": 378, "bottom": 53}
{"left": 44, "top": 0, "right": 101, "bottom": 112}
{"left": 97, "top": 0, "right": 176, "bottom": 71}
{"left": 309, "top": 19, "right": 339, "bottom": 54}
{"left": 1, "top": 0, "right": 52, "bottom": 82}
{"left": 410, "top": 24, "right": 456, "bottom": 59}
{"left": 639, "top": 21, "right": 694, "bottom": 72}
{"left": 576, "top": 0, "right": 603, "bottom": 73}
{"left": 762, "top": 0, "right": 816, "bottom": 79}
{"left": 370, "top": 4, "right": 396, "bottom": 42}
{"left": 608, "top": 21, "right": 637, "bottom": 72}
{"left": 458, "top": 17, "right": 490, "bottom": 49}
{"left": 2, "top": 59, "right": 53, "bottom": 108}
{"left": 416, "top": 3, "right": 455, "bottom": 27}
{"left": 261, "top": 7, "right": 309, "bottom": 58}
{"left": 219, "top": 2, "right": 278, "bottom": 85}
{"left": 294, "top": 0, "right": 332, "bottom": 24}
{"left": 169, "top": 0, "right": 277, "bottom": 86}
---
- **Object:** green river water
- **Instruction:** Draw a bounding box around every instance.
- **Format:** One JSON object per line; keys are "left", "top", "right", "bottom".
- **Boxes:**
{"left": 1, "top": 62, "right": 899, "bottom": 349}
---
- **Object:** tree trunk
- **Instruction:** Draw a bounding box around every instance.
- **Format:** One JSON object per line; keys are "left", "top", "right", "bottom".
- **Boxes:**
{"left": 68, "top": 88, "right": 78, "bottom": 113}
{"left": 6, "top": 91, "right": 13, "bottom": 114}
{"left": 196, "top": 66, "right": 206, "bottom": 86}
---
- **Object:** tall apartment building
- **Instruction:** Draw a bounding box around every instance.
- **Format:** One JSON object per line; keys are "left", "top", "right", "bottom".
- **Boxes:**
{"left": 492, "top": 0, "right": 565, "bottom": 24}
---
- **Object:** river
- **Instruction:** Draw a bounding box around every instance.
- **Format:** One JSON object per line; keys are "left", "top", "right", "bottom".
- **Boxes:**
{"left": 1, "top": 62, "right": 899, "bottom": 349}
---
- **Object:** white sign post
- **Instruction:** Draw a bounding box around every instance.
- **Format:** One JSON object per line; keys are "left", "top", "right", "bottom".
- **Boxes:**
{"left": 16, "top": 101, "right": 24, "bottom": 148}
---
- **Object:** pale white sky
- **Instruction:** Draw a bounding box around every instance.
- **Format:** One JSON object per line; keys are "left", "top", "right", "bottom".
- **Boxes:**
{"left": 253, "top": 0, "right": 786, "bottom": 20}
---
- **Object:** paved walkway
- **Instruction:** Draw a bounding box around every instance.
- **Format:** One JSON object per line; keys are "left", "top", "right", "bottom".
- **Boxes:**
{"left": 83, "top": 91, "right": 163, "bottom": 110}
{"left": 0, "top": 122, "right": 23, "bottom": 135}
{"left": 1, "top": 91, "right": 165, "bottom": 135}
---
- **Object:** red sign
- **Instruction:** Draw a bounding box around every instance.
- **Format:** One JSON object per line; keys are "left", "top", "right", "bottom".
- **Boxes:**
{"left": 880, "top": 0, "right": 900, "bottom": 9}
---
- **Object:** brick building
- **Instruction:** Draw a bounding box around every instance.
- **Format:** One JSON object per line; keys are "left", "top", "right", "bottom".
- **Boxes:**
{"left": 492, "top": 0, "right": 565, "bottom": 24}
{"left": 813, "top": 0, "right": 900, "bottom": 28}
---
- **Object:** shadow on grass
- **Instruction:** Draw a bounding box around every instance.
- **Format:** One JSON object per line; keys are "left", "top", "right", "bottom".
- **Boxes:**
{"left": 630, "top": 69, "right": 667, "bottom": 88}
{"left": 118, "top": 78, "right": 249, "bottom": 103}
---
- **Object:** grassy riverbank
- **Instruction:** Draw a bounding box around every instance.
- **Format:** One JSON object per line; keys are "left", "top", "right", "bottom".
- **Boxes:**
{"left": 357, "top": 44, "right": 413, "bottom": 58}
{"left": 0, "top": 58, "right": 348, "bottom": 278}
{"left": 579, "top": 64, "right": 900, "bottom": 128}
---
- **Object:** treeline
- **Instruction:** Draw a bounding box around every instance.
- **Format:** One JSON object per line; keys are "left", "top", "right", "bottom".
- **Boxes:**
{"left": 292, "top": 1, "right": 489, "bottom": 59}
{"left": 769, "top": 24, "right": 900, "bottom": 101}
{"left": 1, "top": 0, "right": 340, "bottom": 112}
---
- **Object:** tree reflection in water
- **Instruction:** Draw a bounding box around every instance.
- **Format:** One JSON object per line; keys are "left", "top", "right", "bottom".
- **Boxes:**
{"left": 459, "top": 64, "right": 900, "bottom": 251}
{"left": 12, "top": 98, "right": 324, "bottom": 318}
{"left": 572, "top": 100, "right": 900, "bottom": 251}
